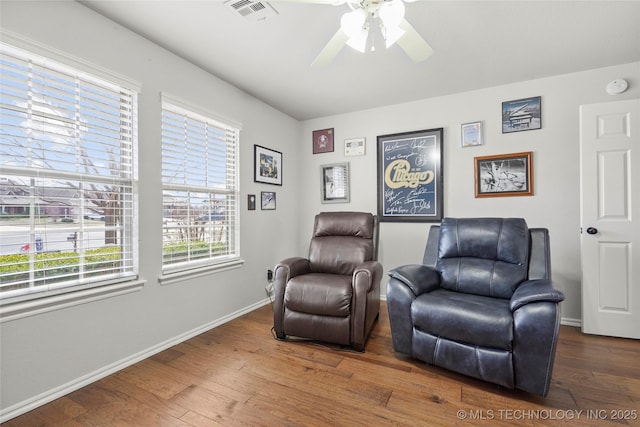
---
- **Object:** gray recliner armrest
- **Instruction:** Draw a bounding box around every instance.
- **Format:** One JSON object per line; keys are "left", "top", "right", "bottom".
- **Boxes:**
{"left": 510, "top": 279, "right": 565, "bottom": 311}
{"left": 388, "top": 264, "right": 441, "bottom": 296}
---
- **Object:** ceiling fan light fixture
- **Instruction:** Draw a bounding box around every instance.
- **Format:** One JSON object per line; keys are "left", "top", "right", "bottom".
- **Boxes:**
{"left": 381, "top": 24, "right": 405, "bottom": 48}
{"left": 378, "top": 0, "right": 406, "bottom": 48}
{"left": 314, "top": 0, "right": 432, "bottom": 65}
{"left": 340, "top": 8, "right": 366, "bottom": 39}
{"left": 341, "top": 8, "right": 369, "bottom": 53}
{"left": 379, "top": 0, "right": 405, "bottom": 28}
{"left": 346, "top": 35, "right": 368, "bottom": 53}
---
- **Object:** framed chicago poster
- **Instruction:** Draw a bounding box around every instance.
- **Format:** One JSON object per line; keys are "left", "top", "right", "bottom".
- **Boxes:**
{"left": 377, "top": 128, "right": 443, "bottom": 222}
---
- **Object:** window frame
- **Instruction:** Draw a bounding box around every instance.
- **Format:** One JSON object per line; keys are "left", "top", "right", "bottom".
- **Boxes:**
{"left": 159, "top": 94, "right": 242, "bottom": 282}
{"left": 0, "top": 35, "right": 142, "bottom": 316}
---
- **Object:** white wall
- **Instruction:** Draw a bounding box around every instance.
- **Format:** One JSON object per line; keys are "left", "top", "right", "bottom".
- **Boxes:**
{"left": 2, "top": 0, "right": 639, "bottom": 421}
{"left": 298, "top": 61, "right": 640, "bottom": 324}
{"left": 0, "top": 1, "right": 301, "bottom": 418}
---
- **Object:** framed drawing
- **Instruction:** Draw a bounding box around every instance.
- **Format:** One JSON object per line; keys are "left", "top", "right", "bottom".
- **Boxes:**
{"left": 261, "top": 191, "right": 276, "bottom": 210}
{"left": 254, "top": 145, "right": 282, "bottom": 186}
{"left": 320, "top": 162, "right": 350, "bottom": 204}
{"left": 474, "top": 151, "right": 533, "bottom": 198}
{"left": 344, "top": 137, "right": 366, "bottom": 156}
{"left": 377, "top": 128, "right": 443, "bottom": 222}
{"left": 312, "top": 128, "right": 334, "bottom": 154}
{"left": 502, "top": 96, "right": 541, "bottom": 133}
{"left": 461, "top": 121, "right": 483, "bottom": 147}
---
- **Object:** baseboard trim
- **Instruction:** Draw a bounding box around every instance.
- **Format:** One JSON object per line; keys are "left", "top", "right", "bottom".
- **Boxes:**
{"left": 561, "top": 317, "right": 582, "bottom": 328}
{"left": 0, "top": 298, "right": 271, "bottom": 423}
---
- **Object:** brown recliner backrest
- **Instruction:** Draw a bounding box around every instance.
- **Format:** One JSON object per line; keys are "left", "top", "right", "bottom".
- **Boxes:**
{"left": 308, "top": 212, "right": 378, "bottom": 275}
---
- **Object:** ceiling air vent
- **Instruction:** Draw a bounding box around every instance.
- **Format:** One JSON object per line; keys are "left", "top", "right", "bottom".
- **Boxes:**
{"left": 224, "top": 0, "right": 279, "bottom": 22}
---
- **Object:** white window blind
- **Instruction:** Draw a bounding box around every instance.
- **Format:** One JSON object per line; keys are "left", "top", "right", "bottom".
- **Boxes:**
{"left": 161, "top": 98, "right": 240, "bottom": 274}
{"left": 0, "top": 42, "right": 138, "bottom": 301}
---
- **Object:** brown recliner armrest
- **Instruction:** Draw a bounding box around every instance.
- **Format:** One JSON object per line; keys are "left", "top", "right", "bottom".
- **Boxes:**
{"left": 275, "top": 257, "right": 311, "bottom": 281}
{"left": 272, "top": 257, "right": 311, "bottom": 339}
{"left": 351, "top": 260, "right": 382, "bottom": 351}
{"left": 353, "top": 261, "right": 383, "bottom": 292}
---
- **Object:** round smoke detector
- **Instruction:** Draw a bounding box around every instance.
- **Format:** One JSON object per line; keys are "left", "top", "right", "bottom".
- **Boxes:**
{"left": 606, "top": 79, "right": 629, "bottom": 95}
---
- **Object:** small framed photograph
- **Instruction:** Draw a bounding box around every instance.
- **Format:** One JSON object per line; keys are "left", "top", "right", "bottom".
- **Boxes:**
{"left": 344, "top": 137, "right": 366, "bottom": 156}
{"left": 474, "top": 151, "right": 533, "bottom": 198}
{"left": 254, "top": 145, "right": 282, "bottom": 186}
{"left": 320, "top": 162, "right": 350, "bottom": 204}
{"left": 502, "top": 96, "right": 541, "bottom": 133}
{"left": 247, "top": 194, "right": 256, "bottom": 210}
{"left": 312, "top": 128, "right": 334, "bottom": 154}
{"left": 461, "top": 121, "right": 483, "bottom": 147}
{"left": 261, "top": 191, "right": 276, "bottom": 210}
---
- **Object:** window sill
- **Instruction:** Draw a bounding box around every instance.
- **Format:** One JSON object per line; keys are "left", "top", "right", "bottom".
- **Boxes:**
{"left": 0, "top": 279, "right": 146, "bottom": 323}
{"left": 159, "top": 258, "right": 245, "bottom": 286}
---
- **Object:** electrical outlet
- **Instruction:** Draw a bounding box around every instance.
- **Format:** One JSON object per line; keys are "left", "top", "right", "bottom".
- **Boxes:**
{"left": 265, "top": 269, "right": 274, "bottom": 298}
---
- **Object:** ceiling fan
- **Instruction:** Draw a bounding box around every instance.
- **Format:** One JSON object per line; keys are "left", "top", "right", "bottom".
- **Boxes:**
{"left": 224, "top": 0, "right": 433, "bottom": 66}
{"left": 308, "top": 0, "right": 434, "bottom": 66}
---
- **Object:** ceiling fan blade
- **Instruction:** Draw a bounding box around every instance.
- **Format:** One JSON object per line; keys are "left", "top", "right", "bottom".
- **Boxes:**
{"left": 311, "top": 29, "right": 349, "bottom": 67}
{"left": 396, "top": 18, "right": 434, "bottom": 62}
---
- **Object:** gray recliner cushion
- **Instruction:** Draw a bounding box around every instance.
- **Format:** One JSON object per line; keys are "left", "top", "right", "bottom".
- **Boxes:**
{"left": 412, "top": 289, "right": 514, "bottom": 350}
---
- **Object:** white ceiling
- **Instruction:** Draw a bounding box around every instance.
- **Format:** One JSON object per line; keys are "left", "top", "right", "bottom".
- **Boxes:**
{"left": 78, "top": 0, "right": 640, "bottom": 121}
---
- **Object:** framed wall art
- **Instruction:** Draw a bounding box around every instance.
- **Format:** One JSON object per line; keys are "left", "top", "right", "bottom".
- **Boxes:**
{"left": 474, "top": 151, "right": 533, "bottom": 198}
{"left": 461, "top": 121, "right": 483, "bottom": 147}
{"left": 254, "top": 145, "right": 282, "bottom": 186}
{"left": 261, "top": 191, "right": 276, "bottom": 210}
{"left": 344, "top": 137, "right": 366, "bottom": 156}
{"left": 312, "top": 128, "right": 334, "bottom": 154}
{"left": 377, "top": 128, "right": 443, "bottom": 222}
{"left": 247, "top": 194, "right": 256, "bottom": 210}
{"left": 502, "top": 96, "right": 541, "bottom": 133}
{"left": 320, "top": 162, "right": 350, "bottom": 204}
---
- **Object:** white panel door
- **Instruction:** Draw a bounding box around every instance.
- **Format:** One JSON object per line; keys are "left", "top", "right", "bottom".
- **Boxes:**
{"left": 580, "top": 98, "right": 639, "bottom": 339}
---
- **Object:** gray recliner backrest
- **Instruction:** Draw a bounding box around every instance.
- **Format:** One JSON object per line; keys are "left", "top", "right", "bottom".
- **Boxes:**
{"left": 424, "top": 225, "right": 551, "bottom": 281}
{"left": 434, "top": 217, "right": 530, "bottom": 299}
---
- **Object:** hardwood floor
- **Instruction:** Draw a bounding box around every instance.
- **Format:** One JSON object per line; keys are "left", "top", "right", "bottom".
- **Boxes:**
{"left": 5, "top": 302, "right": 640, "bottom": 426}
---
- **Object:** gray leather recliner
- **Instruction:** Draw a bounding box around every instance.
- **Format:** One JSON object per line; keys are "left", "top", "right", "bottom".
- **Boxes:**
{"left": 273, "top": 211, "right": 382, "bottom": 351}
{"left": 386, "top": 217, "right": 565, "bottom": 396}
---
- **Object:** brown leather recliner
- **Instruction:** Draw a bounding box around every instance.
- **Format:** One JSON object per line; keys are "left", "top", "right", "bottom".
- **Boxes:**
{"left": 273, "top": 211, "right": 382, "bottom": 351}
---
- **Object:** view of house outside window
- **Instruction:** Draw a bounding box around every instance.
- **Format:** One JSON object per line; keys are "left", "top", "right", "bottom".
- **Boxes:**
{"left": 160, "top": 97, "right": 240, "bottom": 274}
{"left": 0, "top": 42, "right": 138, "bottom": 300}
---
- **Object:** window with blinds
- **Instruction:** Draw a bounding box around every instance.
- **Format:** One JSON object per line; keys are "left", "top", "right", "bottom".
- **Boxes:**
{"left": 161, "top": 98, "right": 240, "bottom": 274}
{"left": 0, "top": 42, "right": 138, "bottom": 300}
